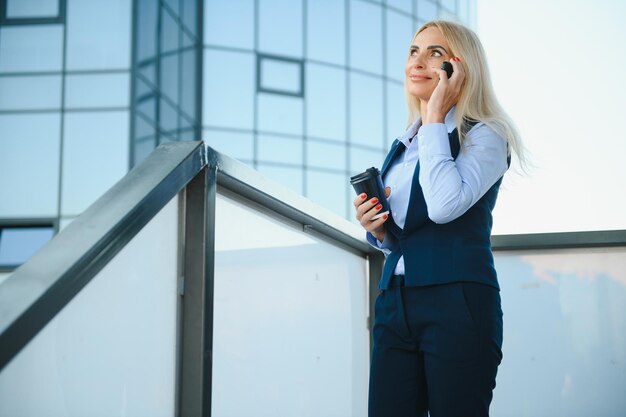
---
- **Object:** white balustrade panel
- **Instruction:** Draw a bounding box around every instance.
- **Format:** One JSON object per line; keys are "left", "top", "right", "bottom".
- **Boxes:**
{"left": 492, "top": 247, "right": 626, "bottom": 417}
{"left": 0, "top": 196, "right": 180, "bottom": 417}
{"left": 212, "top": 192, "right": 370, "bottom": 417}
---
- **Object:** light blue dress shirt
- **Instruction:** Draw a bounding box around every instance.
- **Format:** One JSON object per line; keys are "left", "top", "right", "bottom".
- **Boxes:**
{"left": 366, "top": 106, "right": 509, "bottom": 275}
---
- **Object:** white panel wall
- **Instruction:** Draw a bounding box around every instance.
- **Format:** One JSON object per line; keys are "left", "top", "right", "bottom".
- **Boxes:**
{"left": 0, "top": 196, "right": 180, "bottom": 417}
{"left": 212, "top": 192, "right": 370, "bottom": 417}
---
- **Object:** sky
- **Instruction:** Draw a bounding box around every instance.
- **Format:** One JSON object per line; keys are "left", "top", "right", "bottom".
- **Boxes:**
{"left": 476, "top": 0, "right": 626, "bottom": 234}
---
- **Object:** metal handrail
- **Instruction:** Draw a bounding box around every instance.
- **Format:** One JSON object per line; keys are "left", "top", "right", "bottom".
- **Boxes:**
{"left": 0, "top": 141, "right": 206, "bottom": 371}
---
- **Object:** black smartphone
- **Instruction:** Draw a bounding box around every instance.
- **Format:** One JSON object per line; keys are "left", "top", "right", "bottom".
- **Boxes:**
{"left": 441, "top": 61, "right": 453, "bottom": 79}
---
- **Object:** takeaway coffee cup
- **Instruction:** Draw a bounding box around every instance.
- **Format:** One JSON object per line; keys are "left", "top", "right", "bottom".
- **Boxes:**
{"left": 350, "top": 167, "right": 389, "bottom": 220}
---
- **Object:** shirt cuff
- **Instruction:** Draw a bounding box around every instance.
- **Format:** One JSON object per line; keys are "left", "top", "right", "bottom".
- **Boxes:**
{"left": 417, "top": 123, "right": 451, "bottom": 158}
{"left": 366, "top": 232, "right": 393, "bottom": 255}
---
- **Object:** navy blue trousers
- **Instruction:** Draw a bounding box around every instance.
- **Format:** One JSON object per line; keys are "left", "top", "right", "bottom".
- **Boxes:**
{"left": 368, "top": 280, "right": 503, "bottom": 417}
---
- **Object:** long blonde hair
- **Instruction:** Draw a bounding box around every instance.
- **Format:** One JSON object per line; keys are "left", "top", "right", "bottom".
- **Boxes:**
{"left": 405, "top": 20, "right": 527, "bottom": 170}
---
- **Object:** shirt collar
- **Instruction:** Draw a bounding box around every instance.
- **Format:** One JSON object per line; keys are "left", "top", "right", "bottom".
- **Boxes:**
{"left": 397, "top": 105, "right": 458, "bottom": 148}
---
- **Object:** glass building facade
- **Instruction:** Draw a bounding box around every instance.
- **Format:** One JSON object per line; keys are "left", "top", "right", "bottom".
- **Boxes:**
{"left": 0, "top": 0, "right": 474, "bottom": 271}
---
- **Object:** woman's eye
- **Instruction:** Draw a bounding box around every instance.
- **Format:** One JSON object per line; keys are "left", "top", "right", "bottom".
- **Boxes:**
{"left": 409, "top": 49, "right": 417, "bottom": 57}
{"left": 432, "top": 50, "right": 442, "bottom": 57}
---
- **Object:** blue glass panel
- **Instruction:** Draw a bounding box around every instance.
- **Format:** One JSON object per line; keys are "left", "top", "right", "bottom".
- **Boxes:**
{"left": 387, "top": 0, "right": 412, "bottom": 13}
{"left": 182, "top": 0, "right": 198, "bottom": 37}
{"left": 163, "top": 0, "right": 178, "bottom": 17}
{"left": 257, "top": 135, "right": 303, "bottom": 165}
{"left": 161, "top": 54, "right": 179, "bottom": 105}
{"left": 203, "top": 129, "right": 254, "bottom": 162}
{"left": 306, "top": 0, "right": 345, "bottom": 65}
{"left": 134, "top": 114, "right": 156, "bottom": 139}
{"left": 65, "top": 73, "right": 130, "bottom": 109}
{"left": 6, "top": 0, "right": 59, "bottom": 18}
{"left": 386, "top": 81, "right": 408, "bottom": 147}
{"left": 204, "top": 0, "right": 254, "bottom": 49}
{"left": 62, "top": 111, "right": 130, "bottom": 216}
{"left": 160, "top": 99, "right": 178, "bottom": 132}
{"left": 257, "top": 164, "right": 303, "bottom": 195}
{"left": 161, "top": 8, "right": 179, "bottom": 54}
{"left": 416, "top": 0, "right": 437, "bottom": 21}
{"left": 257, "top": 93, "right": 303, "bottom": 135}
{"left": 66, "top": 0, "right": 131, "bottom": 70}
{"left": 440, "top": 0, "right": 456, "bottom": 13}
{"left": 133, "top": 136, "right": 157, "bottom": 166}
{"left": 305, "top": 63, "right": 346, "bottom": 142}
{"left": 260, "top": 57, "right": 301, "bottom": 95}
{"left": 386, "top": 10, "right": 414, "bottom": 81}
{"left": 0, "top": 75, "right": 61, "bottom": 110}
{"left": 0, "top": 227, "right": 54, "bottom": 266}
{"left": 137, "top": 0, "right": 158, "bottom": 62}
{"left": 203, "top": 49, "right": 254, "bottom": 129}
{"left": 306, "top": 170, "right": 348, "bottom": 218}
{"left": 349, "top": 0, "right": 383, "bottom": 75}
{"left": 259, "top": 0, "right": 303, "bottom": 58}
{"left": 349, "top": 73, "right": 383, "bottom": 149}
{"left": 181, "top": 49, "right": 197, "bottom": 120}
{"left": 0, "top": 113, "right": 60, "bottom": 218}
{"left": 349, "top": 147, "right": 385, "bottom": 175}
{"left": 0, "top": 25, "right": 63, "bottom": 73}
{"left": 307, "top": 140, "right": 346, "bottom": 171}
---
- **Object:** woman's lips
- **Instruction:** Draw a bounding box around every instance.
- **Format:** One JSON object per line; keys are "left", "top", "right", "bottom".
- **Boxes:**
{"left": 409, "top": 74, "right": 431, "bottom": 81}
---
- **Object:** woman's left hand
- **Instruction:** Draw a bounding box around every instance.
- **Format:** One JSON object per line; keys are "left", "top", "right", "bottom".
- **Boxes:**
{"left": 423, "top": 57, "right": 465, "bottom": 124}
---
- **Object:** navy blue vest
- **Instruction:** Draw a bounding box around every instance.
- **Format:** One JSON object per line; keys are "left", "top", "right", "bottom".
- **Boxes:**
{"left": 377, "top": 126, "right": 507, "bottom": 290}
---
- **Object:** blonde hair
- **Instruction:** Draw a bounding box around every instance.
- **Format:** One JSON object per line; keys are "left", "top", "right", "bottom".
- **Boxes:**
{"left": 405, "top": 20, "right": 527, "bottom": 171}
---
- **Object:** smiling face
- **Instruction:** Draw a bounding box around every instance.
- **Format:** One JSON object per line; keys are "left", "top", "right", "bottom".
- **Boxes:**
{"left": 405, "top": 26, "right": 452, "bottom": 101}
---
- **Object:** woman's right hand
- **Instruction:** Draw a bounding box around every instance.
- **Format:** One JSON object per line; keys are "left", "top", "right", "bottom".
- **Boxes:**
{"left": 353, "top": 187, "right": 391, "bottom": 242}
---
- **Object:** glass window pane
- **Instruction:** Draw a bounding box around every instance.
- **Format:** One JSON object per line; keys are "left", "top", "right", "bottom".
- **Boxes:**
{"left": 0, "top": 25, "right": 63, "bottom": 73}
{"left": 349, "top": 73, "right": 383, "bottom": 149}
{"left": 386, "top": 81, "right": 408, "bottom": 146}
{"left": 257, "top": 93, "right": 303, "bottom": 136}
{"left": 136, "top": 0, "right": 158, "bottom": 62}
{"left": 416, "top": 0, "right": 437, "bottom": 21}
{"left": 260, "top": 57, "right": 302, "bottom": 95}
{"left": 387, "top": 0, "right": 412, "bottom": 13}
{"left": 257, "top": 135, "right": 303, "bottom": 165}
{"left": 440, "top": 0, "right": 457, "bottom": 13}
{"left": 349, "top": 147, "right": 384, "bottom": 176}
{"left": 0, "top": 113, "right": 60, "bottom": 218}
{"left": 182, "top": 0, "right": 198, "bottom": 37}
{"left": 306, "top": 0, "right": 345, "bottom": 65}
{"left": 0, "top": 227, "right": 54, "bottom": 266}
{"left": 161, "top": 8, "right": 179, "bottom": 54}
{"left": 65, "top": 73, "right": 130, "bottom": 109}
{"left": 306, "top": 170, "right": 348, "bottom": 218}
{"left": 0, "top": 75, "right": 61, "bottom": 110}
{"left": 161, "top": 54, "right": 179, "bottom": 105}
{"left": 257, "top": 164, "right": 303, "bottom": 195}
{"left": 62, "top": 111, "right": 129, "bottom": 216}
{"left": 6, "top": 0, "right": 59, "bottom": 18}
{"left": 203, "top": 129, "right": 253, "bottom": 162}
{"left": 134, "top": 114, "right": 156, "bottom": 139}
{"left": 66, "top": 0, "right": 131, "bottom": 70}
{"left": 305, "top": 63, "right": 346, "bottom": 141}
{"left": 181, "top": 49, "right": 197, "bottom": 121}
{"left": 349, "top": 0, "right": 382, "bottom": 75}
{"left": 259, "top": 0, "right": 303, "bottom": 58}
{"left": 307, "top": 140, "right": 346, "bottom": 171}
{"left": 203, "top": 49, "right": 254, "bottom": 130}
{"left": 386, "top": 10, "right": 413, "bottom": 81}
{"left": 204, "top": 0, "right": 254, "bottom": 49}
{"left": 132, "top": 136, "right": 157, "bottom": 166}
{"left": 160, "top": 99, "right": 178, "bottom": 132}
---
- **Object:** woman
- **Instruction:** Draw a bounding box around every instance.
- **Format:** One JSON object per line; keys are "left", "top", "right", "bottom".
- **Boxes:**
{"left": 354, "top": 20, "right": 524, "bottom": 417}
